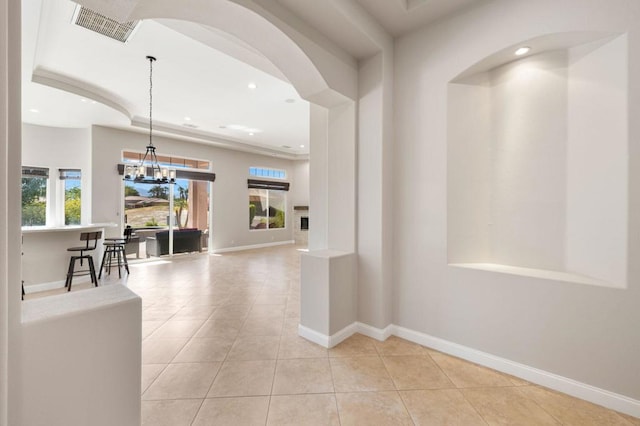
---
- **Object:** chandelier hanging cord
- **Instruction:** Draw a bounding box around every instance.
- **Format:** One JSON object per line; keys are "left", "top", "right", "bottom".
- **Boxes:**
{"left": 148, "top": 55, "right": 155, "bottom": 149}
{"left": 122, "top": 55, "right": 175, "bottom": 184}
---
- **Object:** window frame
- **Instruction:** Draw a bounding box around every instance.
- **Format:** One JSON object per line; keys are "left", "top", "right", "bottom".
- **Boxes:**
{"left": 248, "top": 175, "right": 289, "bottom": 231}
{"left": 59, "top": 169, "right": 82, "bottom": 225}
{"left": 249, "top": 167, "right": 286, "bottom": 180}
{"left": 21, "top": 166, "right": 49, "bottom": 227}
{"left": 249, "top": 187, "right": 287, "bottom": 231}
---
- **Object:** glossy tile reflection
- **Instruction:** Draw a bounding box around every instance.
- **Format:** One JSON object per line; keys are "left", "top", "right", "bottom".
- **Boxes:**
{"left": 46, "top": 245, "right": 636, "bottom": 425}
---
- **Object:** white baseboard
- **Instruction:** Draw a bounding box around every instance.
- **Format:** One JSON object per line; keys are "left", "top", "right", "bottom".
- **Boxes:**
{"left": 297, "top": 323, "right": 360, "bottom": 348}
{"left": 298, "top": 320, "right": 640, "bottom": 418}
{"left": 24, "top": 276, "right": 92, "bottom": 294}
{"left": 355, "top": 321, "right": 393, "bottom": 341}
{"left": 298, "top": 324, "right": 330, "bottom": 347}
{"left": 328, "top": 323, "right": 359, "bottom": 347}
{"left": 391, "top": 324, "right": 640, "bottom": 419}
{"left": 213, "top": 240, "right": 295, "bottom": 254}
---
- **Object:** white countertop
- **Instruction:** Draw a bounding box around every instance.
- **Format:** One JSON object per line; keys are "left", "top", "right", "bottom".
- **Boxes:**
{"left": 22, "top": 223, "right": 117, "bottom": 234}
{"left": 22, "top": 284, "right": 140, "bottom": 324}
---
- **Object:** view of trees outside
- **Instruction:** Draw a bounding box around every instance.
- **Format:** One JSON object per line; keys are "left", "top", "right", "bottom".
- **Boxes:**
{"left": 22, "top": 177, "right": 47, "bottom": 226}
{"left": 124, "top": 180, "right": 190, "bottom": 228}
{"left": 249, "top": 188, "right": 286, "bottom": 230}
{"left": 64, "top": 174, "right": 81, "bottom": 225}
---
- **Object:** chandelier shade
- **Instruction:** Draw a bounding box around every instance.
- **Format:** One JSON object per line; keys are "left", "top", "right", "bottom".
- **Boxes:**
{"left": 123, "top": 56, "right": 175, "bottom": 184}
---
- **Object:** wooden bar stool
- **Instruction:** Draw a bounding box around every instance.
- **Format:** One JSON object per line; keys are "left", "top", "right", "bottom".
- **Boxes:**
{"left": 99, "top": 227, "right": 132, "bottom": 279}
{"left": 65, "top": 231, "right": 101, "bottom": 291}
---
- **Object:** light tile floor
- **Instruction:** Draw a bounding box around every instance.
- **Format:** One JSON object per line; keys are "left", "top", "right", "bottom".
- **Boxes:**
{"left": 28, "top": 245, "right": 640, "bottom": 425}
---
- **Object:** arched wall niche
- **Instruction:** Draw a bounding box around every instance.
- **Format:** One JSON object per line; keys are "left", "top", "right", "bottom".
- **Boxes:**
{"left": 447, "top": 31, "right": 628, "bottom": 288}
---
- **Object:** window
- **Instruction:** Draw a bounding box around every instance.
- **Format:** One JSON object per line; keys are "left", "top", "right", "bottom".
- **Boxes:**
{"left": 120, "top": 153, "right": 214, "bottom": 249}
{"left": 249, "top": 167, "right": 286, "bottom": 179}
{"left": 21, "top": 167, "right": 49, "bottom": 226}
{"left": 60, "top": 169, "right": 81, "bottom": 225}
{"left": 248, "top": 179, "right": 289, "bottom": 230}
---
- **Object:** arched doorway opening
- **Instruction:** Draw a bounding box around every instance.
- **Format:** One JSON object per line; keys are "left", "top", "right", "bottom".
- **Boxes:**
{"left": 4, "top": 1, "right": 359, "bottom": 424}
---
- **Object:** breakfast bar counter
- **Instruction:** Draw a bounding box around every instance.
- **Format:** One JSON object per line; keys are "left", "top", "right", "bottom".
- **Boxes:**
{"left": 21, "top": 223, "right": 117, "bottom": 292}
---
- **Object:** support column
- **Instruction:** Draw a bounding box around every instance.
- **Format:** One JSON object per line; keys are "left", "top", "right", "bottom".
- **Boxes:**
{"left": 357, "top": 51, "right": 394, "bottom": 331}
{"left": 0, "top": 0, "right": 23, "bottom": 424}
{"left": 300, "top": 101, "right": 358, "bottom": 347}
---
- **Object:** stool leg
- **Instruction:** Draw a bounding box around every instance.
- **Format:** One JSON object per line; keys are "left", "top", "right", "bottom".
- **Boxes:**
{"left": 67, "top": 258, "right": 76, "bottom": 292}
{"left": 121, "top": 246, "right": 130, "bottom": 274}
{"left": 65, "top": 257, "right": 73, "bottom": 288}
{"left": 107, "top": 248, "right": 113, "bottom": 276}
{"left": 113, "top": 246, "right": 122, "bottom": 278}
{"left": 99, "top": 249, "right": 108, "bottom": 279}
{"left": 88, "top": 256, "right": 98, "bottom": 287}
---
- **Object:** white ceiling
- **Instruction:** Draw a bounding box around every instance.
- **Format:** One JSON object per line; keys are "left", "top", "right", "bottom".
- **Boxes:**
{"left": 355, "top": 0, "right": 490, "bottom": 38}
{"left": 23, "top": 0, "right": 310, "bottom": 157}
{"left": 22, "top": 0, "right": 486, "bottom": 158}
{"left": 275, "top": 0, "right": 488, "bottom": 58}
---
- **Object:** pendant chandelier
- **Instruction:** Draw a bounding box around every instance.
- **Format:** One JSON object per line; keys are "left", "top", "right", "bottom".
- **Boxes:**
{"left": 123, "top": 56, "right": 176, "bottom": 184}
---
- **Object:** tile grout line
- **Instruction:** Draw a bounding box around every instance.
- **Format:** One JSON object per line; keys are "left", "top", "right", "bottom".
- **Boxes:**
{"left": 422, "top": 348, "right": 491, "bottom": 425}
{"left": 511, "top": 386, "right": 565, "bottom": 426}
{"left": 376, "top": 346, "right": 417, "bottom": 425}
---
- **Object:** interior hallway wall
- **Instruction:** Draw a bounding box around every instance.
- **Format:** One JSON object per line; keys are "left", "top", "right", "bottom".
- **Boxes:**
{"left": 22, "top": 124, "right": 92, "bottom": 226}
{"left": 393, "top": 0, "right": 640, "bottom": 401}
{"left": 91, "top": 126, "right": 305, "bottom": 250}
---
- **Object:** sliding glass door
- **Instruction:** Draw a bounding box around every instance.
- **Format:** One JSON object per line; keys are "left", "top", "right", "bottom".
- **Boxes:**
{"left": 123, "top": 178, "right": 210, "bottom": 258}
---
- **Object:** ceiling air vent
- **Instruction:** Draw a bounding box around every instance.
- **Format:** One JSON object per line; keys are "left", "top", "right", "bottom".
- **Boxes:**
{"left": 72, "top": 5, "right": 140, "bottom": 43}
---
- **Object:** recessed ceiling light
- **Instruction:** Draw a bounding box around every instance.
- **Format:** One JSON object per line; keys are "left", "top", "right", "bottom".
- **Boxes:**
{"left": 515, "top": 46, "right": 531, "bottom": 56}
{"left": 184, "top": 116, "right": 191, "bottom": 121}
{"left": 29, "top": 108, "right": 39, "bottom": 113}
{"left": 249, "top": 133, "right": 255, "bottom": 136}
{"left": 248, "top": 83, "right": 257, "bottom": 89}
{"left": 80, "top": 98, "right": 87, "bottom": 103}
{"left": 300, "top": 145, "right": 305, "bottom": 148}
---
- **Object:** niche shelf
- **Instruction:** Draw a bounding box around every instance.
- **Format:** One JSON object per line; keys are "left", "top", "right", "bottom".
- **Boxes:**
{"left": 447, "top": 32, "right": 628, "bottom": 289}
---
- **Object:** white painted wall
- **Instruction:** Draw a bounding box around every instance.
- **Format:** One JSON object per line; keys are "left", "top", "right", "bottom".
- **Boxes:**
{"left": 490, "top": 50, "right": 569, "bottom": 271}
{"left": 22, "top": 124, "right": 92, "bottom": 226}
{"left": 91, "top": 126, "right": 305, "bottom": 250}
{"left": 327, "top": 103, "right": 357, "bottom": 252}
{"left": 290, "top": 160, "right": 309, "bottom": 207}
{"left": 357, "top": 52, "right": 394, "bottom": 329}
{"left": 566, "top": 35, "right": 628, "bottom": 286}
{"left": 447, "top": 35, "right": 628, "bottom": 287}
{"left": 447, "top": 76, "right": 491, "bottom": 263}
{"left": 307, "top": 101, "right": 358, "bottom": 253}
{"left": 394, "top": 0, "right": 640, "bottom": 401}
{"left": 291, "top": 160, "right": 309, "bottom": 245}
{"left": 308, "top": 104, "right": 329, "bottom": 251}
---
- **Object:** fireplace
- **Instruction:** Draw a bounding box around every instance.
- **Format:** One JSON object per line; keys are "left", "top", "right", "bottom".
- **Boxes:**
{"left": 301, "top": 216, "right": 309, "bottom": 230}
